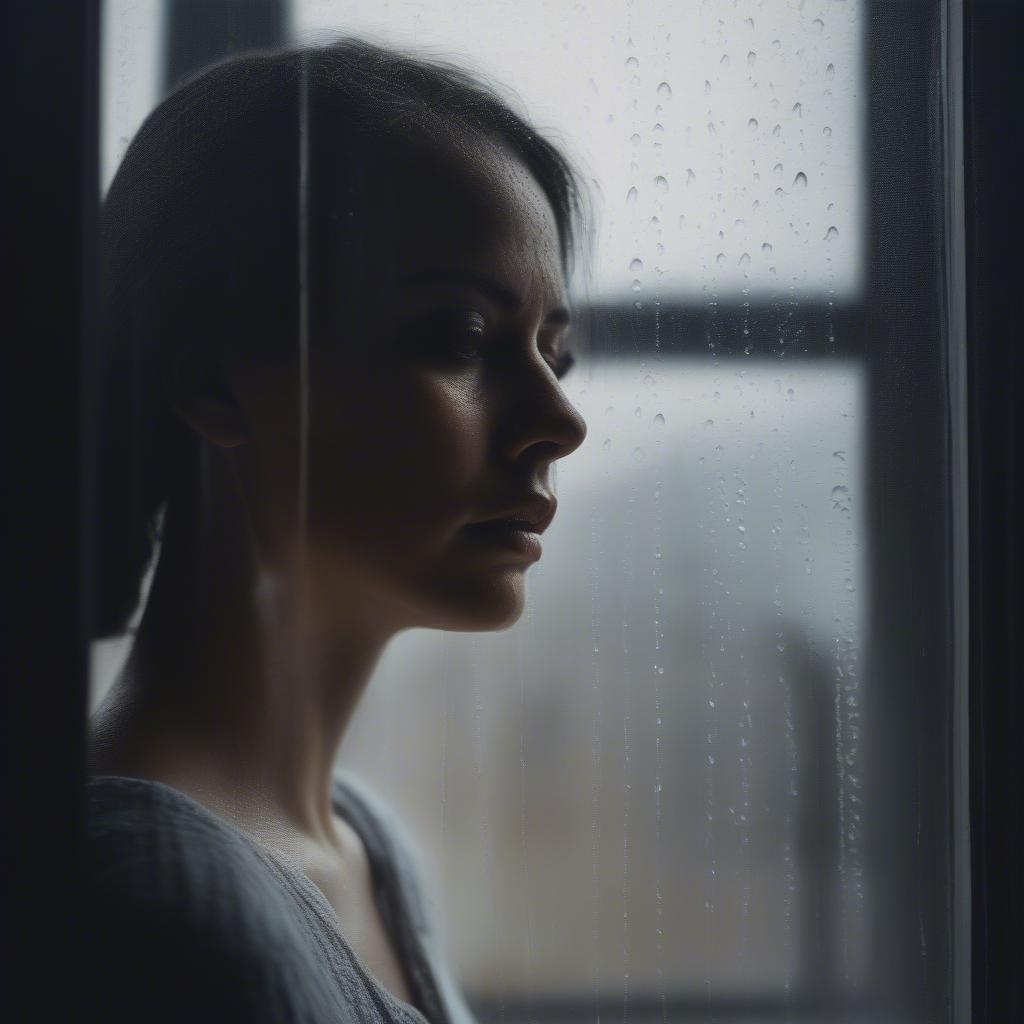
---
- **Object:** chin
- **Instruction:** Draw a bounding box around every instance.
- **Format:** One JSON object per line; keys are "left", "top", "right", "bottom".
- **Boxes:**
{"left": 421, "top": 567, "right": 529, "bottom": 632}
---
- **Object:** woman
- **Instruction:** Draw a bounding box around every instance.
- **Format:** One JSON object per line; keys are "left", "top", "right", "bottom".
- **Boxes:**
{"left": 85, "top": 39, "right": 587, "bottom": 1024}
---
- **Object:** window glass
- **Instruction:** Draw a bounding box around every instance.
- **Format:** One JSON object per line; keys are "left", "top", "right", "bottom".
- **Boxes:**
{"left": 92, "top": 2, "right": 964, "bottom": 1021}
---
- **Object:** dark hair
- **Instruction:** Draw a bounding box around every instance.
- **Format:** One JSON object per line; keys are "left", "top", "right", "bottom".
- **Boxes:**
{"left": 94, "top": 38, "right": 585, "bottom": 640}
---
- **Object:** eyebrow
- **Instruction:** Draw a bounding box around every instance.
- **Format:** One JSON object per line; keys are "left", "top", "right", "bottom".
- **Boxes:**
{"left": 396, "top": 269, "right": 572, "bottom": 328}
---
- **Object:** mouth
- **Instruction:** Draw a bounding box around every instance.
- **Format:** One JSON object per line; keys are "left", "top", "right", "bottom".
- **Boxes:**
{"left": 461, "top": 519, "right": 544, "bottom": 561}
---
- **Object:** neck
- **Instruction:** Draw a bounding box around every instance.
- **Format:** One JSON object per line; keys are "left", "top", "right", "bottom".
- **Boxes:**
{"left": 90, "top": 453, "right": 396, "bottom": 844}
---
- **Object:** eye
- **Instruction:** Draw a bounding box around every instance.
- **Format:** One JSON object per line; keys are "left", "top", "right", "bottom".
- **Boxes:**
{"left": 417, "top": 309, "right": 488, "bottom": 362}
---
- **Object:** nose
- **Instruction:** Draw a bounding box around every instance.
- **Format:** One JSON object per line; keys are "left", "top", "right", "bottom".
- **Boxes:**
{"left": 501, "top": 357, "right": 588, "bottom": 466}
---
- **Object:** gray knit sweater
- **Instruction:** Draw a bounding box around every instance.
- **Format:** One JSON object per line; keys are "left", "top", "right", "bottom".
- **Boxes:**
{"left": 82, "top": 773, "right": 477, "bottom": 1024}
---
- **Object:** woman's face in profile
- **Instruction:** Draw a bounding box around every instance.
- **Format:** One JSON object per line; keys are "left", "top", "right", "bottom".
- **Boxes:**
{"left": 229, "top": 136, "right": 587, "bottom": 635}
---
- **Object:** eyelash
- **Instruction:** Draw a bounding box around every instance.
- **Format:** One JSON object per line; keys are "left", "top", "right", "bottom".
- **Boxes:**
{"left": 423, "top": 310, "right": 575, "bottom": 381}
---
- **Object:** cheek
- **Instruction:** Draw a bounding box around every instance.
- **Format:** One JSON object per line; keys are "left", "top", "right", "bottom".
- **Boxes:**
{"left": 305, "top": 365, "right": 489, "bottom": 548}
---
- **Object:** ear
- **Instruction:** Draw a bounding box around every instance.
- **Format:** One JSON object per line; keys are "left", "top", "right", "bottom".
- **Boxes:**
{"left": 167, "top": 343, "right": 251, "bottom": 449}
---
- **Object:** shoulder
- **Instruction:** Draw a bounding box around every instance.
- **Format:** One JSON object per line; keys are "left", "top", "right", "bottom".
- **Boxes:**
{"left": 84, "top": 775, "right": 284, "bottom": 928}
{"left": 82, "top": 777, "right": 332, "bottom": 1023}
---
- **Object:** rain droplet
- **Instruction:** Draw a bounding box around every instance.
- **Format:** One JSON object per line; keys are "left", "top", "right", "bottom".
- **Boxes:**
{"left": 761, "top": 242, "right": 773, "bottom": 255}
{"left": 704, "top": 79, "right": 712, "bottom": 95}
{"left": 626, "top": 186, "right": 638, "bottom": 205}
{"left": 629, "top": 257, "right": 644, "bottom": 272}
{"left": 774, "top": 162, "right": 784, "bottom": 177}
{"left": 653, "top": 412, "right": 665, "bottom": 428}
{"left": 826, "top": 63, "right": 836, "bottom": 80}
{"left": 775, "top": 187, "right": 786, "bottom": 197}
{"left": 654, "top": 175, "right": 669, "bottom": 193}
{"left": 793, "top": 171, "right": 808, "bottom": 188}
{"left": 656, "top": 81, "right": 672, "bottom": 99}
{"left": 747, "top": 117, "right": 759, "bottom": 130}
{"left": 831, "top": 484, "right": 850, "bottom": 509}
{"left": 824, "top": 225, "right": 839, "bottom": 241}
{"left": 739, "top": 252, "right": 751, "bottom": 266}
{"left": 631, "top": 447, "right": 646, "bottom": 462}
{"left": 602, "top": 438, "right": 612, "bottom": 451}
{"left": 747, "top": 51, "right": 757, "bottom": 66}
{"left": 703, "top": 418, "right": 714, "bottom": 429}
{"left": 686, "top": 167, "right": 697, "bottom": 186}
{"left": 772, "top": 123, "right": 782, "bottom": 137}
{"left": 653, "top": 122, "right": 664, "bottom": 134}
{"left": 625, "top": 55, "right": 639, "bottom": 70}
{"left": 832, "top": 450, "right": 846, "bottom": 461}
{"left": 631, "top": 279, "right": 642, "bottom": 292}
{"left": 630, "top": 132, "right": 642, "bottom": 146}
{"left": 792, "top": 101, "right": 803, "bottom": 117}
{"left": 720, "top": 53, "right": 730, "bottom": 66}
{"left": 634, "top": 406, "right": 642, "bottom": 418}
{"left": 716, "top": 253, "right": 726, "bottom": 265}
{"left": 744, "top": 17, "right": 754, "bottom": 29}
{"left": 822, "top": 125, "right": 833, "bottom": 137}
{"left": 812, "top": 18, "right": 824, "bottom": 31}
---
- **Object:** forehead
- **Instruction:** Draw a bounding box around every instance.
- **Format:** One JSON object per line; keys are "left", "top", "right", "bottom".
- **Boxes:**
{"left": 371, "top": 134, "right": 567, "bottom": 308}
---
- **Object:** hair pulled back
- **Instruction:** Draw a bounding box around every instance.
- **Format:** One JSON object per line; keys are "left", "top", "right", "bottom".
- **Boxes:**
{"left": 94, "top": 38, "right": 584, "bottom": 640}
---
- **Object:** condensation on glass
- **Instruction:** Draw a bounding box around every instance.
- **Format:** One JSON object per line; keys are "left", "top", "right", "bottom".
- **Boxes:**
{"left": 93, "top": 2, "right": 964, "bottom": 1022}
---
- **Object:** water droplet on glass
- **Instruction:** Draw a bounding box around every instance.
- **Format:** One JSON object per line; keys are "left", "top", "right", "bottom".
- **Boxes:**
{"left": 744, "top": 17, "right": 754, "bottom": 29}
{"left": 632, "top": 447, "right": 646, "bottom": 462}
{"left": 716, "top": 252, "right": 726, "bottom": 265}
{"left": 656, "top": 81, "right": 672, "bottom": 99}
{"left": 826, "top": 63, "right": 836, "bottom": 80}
{"left": 762, "top": 242, "right": 773, "bottom": 255}
{"left": 653, "top": 122, "right": 664, "bottom": 134}
{"left": 832, "top": 450, "right": 846, "bottom": 461}
{"left": 629, "top": 257, "right": 644, "bottom": 272}
{"left": 602, "top": 438, "right": 612, "bottom": 451}
{"left": 747, "top": 117, "right": 759, "bottom": 130}
{"left": 653, "top": 412, "right": 665, "bottom": 428}
{"left": 739, "top": 252, "right": 751, "bottom": 266}
{"left": 631, "top": 279, "right": 642, "bottom": 292}
{"left": 822, "top": 125, "right": 833, "bottom": 137}
{"left": 824, "top": 225, "right": 839, "bottom": 241}
{"left": 772, "top": 123, "right": 782, "bottom": 137}
{"left": 831, "top": 484, "right": 850, "bottom": 510}
{"left": 625, "top": 55, "right": 639, "bottom": 69}
{"left": 686, "top": 167, "right": 697, "bottom": 186}
{"left": 720, "top": 53, "right": 730, "bottom": 66}
{"left": 626, "top": 186, "right": 638, "bottom": 205}
{"left": 775, "top": 187, "right": 786, "bottom": 197}
{"left": 793, "top": 171, "right": 808, "bottom": 188}
{"left": 654, "top": 175, "right": 669, "bottom": 193}
{"left": 812, "top": 17, "right": 824, "bottom": 31}
{"left": 703, "top": 418, "right": 714, "bottom": 429}
{"left": 630, "top": 132, "right": 641, "bottom": 147}
{"left": 792, "top": 101, "right": 803, "bottom": 117}
{"left": 704, "top": 79, "right": 712, "bottom": 95}
{"left": 774, "top": 162, "right": 784, "bottom": 177}
{"left": 747, "top": 51, "right": 757, "bottom": 66}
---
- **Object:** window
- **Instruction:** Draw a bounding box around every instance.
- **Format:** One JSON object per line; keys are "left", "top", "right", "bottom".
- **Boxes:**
{"left": 87, "top": 1, "right": 969, "bottom": 1021}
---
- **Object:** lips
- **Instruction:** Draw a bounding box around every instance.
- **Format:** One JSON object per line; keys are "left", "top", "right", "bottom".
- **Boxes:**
{"left": 472, "top": 494, "right": 557, "bottom": 535}
{"left": 462, "top": 519, "right": 544, "bottom": 560}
